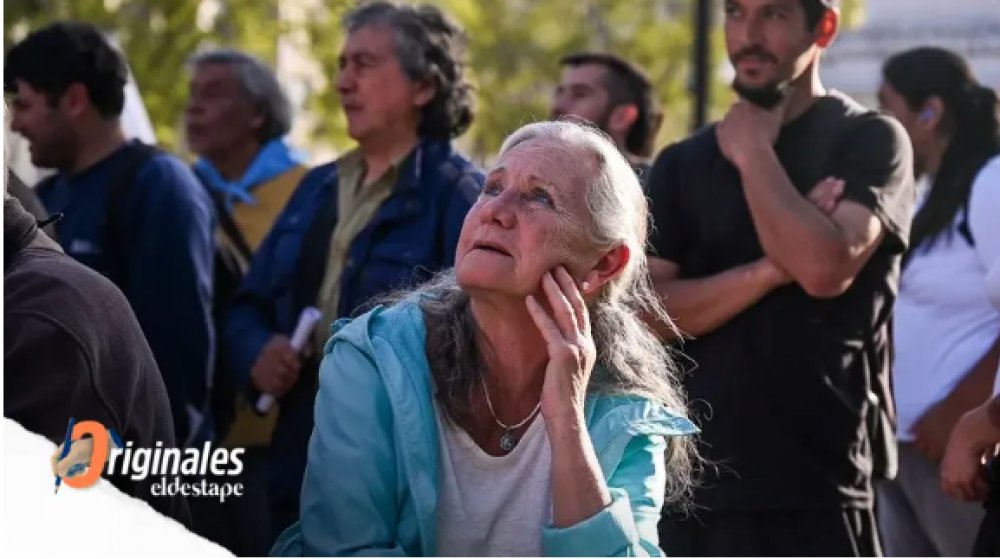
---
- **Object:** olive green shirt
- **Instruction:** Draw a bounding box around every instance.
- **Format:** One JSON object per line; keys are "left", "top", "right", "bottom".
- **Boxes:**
{"left": 312, "top": 149, "right": 406, "bottom": 352}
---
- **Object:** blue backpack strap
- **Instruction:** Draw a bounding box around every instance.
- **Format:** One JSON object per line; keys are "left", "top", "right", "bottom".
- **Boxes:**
{"left": 101, "top": 142, "right": 162, "bottom": 292}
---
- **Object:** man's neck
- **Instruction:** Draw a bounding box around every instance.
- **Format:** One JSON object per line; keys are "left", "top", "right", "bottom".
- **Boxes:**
{"left": 922, "top": 138, "right": 950, "bottom": 179}
{"left": 68, "top": 123, "right": 129, "bottom": 175}
{"left": 782, "top": 69, "right": 827, "bottom": 124}
{"left": 358, "top": 128, "right": 420, "bottom": 187}
{"left": 204, "top": 141, "right": 262, "bottom": 182}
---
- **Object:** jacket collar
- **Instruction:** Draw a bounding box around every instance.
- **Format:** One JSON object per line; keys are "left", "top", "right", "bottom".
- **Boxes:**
{"left": 321, "top": 139, "right": 454, "bottom": 195}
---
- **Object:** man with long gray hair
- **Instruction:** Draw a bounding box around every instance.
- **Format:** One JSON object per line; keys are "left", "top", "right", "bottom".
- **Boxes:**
{"left": 223, "top": 1, "right": 483, "bottom": 544}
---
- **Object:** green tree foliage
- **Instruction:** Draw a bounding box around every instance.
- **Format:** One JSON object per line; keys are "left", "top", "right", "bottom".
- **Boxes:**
{"left": 298, "top": 0, "right": 726, "bottom": 160}
{"left": 5, "top": 0, "right": 756, "bottom": 159}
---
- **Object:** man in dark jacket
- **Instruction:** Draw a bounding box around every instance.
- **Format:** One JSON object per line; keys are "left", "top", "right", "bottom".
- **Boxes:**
{"left": 224, "top": 2, "right": 482, "bottom": 545}
{"left": 5, "top": 22, "right": 216, "bottom": 447}
{"left": 4, "top": 193, "right": 191, "bottom": 528}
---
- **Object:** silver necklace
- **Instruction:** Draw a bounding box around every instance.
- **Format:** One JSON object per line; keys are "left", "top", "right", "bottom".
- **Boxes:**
{"left": 481, "top": 376, "right": 541, "bottom": 452}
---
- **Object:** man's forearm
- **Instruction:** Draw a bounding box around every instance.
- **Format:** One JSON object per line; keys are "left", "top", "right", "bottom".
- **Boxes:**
{"left": 738, "top": 146, "right": 850, "bottom": 290}
{"left": 650, "top": 261, "right": 783, "bottom": 341}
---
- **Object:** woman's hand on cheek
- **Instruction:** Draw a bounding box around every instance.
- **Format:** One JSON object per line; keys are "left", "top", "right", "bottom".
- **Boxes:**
{"left": 526, "top": 266, "right": 597, "bottom": 427}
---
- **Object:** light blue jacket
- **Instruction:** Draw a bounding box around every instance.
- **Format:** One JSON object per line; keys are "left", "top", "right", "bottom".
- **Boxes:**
{"left": 270, "top": 300, "right": 698, "bottom": 557}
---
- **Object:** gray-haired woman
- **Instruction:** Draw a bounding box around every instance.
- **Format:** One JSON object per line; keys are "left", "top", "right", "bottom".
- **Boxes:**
{"left": 271, "top": 120, "right": 699, "bottom": 557}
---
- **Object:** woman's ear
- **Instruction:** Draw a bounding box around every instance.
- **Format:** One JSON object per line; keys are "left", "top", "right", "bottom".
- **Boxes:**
{"left": 582, "top": 244, "right": 630, "bottom": 295}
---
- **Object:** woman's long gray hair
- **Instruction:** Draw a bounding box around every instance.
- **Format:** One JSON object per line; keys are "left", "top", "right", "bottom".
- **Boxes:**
{"left": 383, "top": 119, "right": 698, "bottom": 510}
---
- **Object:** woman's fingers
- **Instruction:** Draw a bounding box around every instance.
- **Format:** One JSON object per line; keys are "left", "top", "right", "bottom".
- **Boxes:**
{"left": 526, "top": 294, "right": 563, "bottom": 348}
{"left": 541, "top": 270, "right": 578, "bottom": 339}
{"left": 553, "top": 266, "right": 590, "bottom": 336}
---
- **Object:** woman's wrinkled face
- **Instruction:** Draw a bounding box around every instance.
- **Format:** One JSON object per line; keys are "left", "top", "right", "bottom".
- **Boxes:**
{"left": 455, "top": 137, "right": 600, "bottom": 298}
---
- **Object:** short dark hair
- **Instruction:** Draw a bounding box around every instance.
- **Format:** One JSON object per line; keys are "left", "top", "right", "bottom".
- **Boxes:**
{"left": 342, "top": 1, "right": 475, "bottom": 141}
{"left": 4, "top": 21, "right": 129, "bottom": 119}
{"left": 800, "top": 0, "right": 838, "bottom": 29}
{"left": 559, "top": 52, "right": 657, "bottom": 156}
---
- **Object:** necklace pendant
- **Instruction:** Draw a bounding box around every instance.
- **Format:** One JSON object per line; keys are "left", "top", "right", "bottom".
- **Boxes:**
{"left": 499, "top": 431, "right": 516, "bottom": 452}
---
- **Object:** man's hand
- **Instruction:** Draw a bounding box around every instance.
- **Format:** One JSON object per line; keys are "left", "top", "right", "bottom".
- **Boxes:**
{"left": 942, "top": 402, "right": 1000, "bottom": 501}
{"left": 250, "top": 335, "right": 301, "bottom": 398}
{"left": 717, "top": 100, "right": 786, "bottom": 168}
{"left": 752, "top": 258, "right": 793, "bottom": 288}
{"left": 748, "top": 178, "right": 844, "bottom": 288}
{"left": 913, "top": 398, "right": 968, "bottom": 463}
{"left": 807, "top": 177, "right": 845, "bottom": 215}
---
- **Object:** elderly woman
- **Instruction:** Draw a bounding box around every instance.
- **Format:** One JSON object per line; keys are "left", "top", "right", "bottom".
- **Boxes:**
{"left": 271, "top": 120, "right": 698, "bottom": 557}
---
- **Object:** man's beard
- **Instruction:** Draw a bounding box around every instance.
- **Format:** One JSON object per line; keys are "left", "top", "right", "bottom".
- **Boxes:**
{"left": 732, "top": 78, "right": 791, "bottom": 110}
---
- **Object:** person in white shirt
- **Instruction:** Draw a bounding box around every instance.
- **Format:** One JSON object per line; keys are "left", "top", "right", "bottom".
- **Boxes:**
{"left": 940, "top": 256, "right": 1000, "bottom": 557}
{"left": 873, "top": 47, "right": 1000, "bottom": 557}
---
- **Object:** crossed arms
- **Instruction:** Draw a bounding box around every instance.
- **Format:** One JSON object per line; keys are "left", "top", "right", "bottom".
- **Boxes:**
{"left": 646, "top": 116, "right": 915, "bottom": 341}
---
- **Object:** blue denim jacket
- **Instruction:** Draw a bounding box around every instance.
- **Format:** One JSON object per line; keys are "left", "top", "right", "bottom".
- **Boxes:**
{"left": 223, "top": 140, "right": 483, "bottom": 500}
{"left": 270, "top": 301, "right": 699, "bottom": 557}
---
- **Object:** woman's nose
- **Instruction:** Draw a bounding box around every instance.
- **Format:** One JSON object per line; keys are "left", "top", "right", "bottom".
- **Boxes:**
{"left": 481, "top": 193, "right": 516, "bottom": 229}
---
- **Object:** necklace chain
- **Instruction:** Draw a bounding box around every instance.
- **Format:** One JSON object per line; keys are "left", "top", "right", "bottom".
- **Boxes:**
{"left": 480, "top": 376, "right": 541, "bottom": 434}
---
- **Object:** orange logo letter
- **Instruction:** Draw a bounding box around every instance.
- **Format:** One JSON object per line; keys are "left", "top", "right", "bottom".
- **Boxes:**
{"left": 64, "top": 421, "right": 109, "bottom": 489}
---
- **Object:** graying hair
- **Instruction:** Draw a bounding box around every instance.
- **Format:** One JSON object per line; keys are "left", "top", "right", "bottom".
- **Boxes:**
{"left": 4, "top": 101, "right": 9, "bottom": 196}
{"left": 341, "top": 1, "right": 475, "bottom": 140}
{"left": 189, "top": 48, "right": 292, "bottom": 143}
{"left": 382, "top": 119, "right": 698, "bottom": 510}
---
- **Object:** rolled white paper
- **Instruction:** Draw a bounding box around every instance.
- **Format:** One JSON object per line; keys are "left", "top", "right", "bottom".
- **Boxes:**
{"left": 255, "top": 307, "right": 324, "bottom": 414}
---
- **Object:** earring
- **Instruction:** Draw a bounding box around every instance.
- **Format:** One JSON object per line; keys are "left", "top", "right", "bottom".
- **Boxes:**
{"left": 581, "top": 281, "right": 591, "bottom": 292}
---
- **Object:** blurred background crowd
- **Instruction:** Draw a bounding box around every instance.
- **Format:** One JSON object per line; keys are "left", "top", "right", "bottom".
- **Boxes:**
{"left": 4, "top": 0, "right": 1000, "bottom": 557}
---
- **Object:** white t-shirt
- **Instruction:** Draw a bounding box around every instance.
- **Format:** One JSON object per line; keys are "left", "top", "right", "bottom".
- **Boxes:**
{"left": 894, "top": 156, "right": 1000, "bottom": 440}
{"left": 987, "top": 257, "right": 1000, "bottom": 395}
{"left": 434, "top": 401, "right": 552, "bottom": 557}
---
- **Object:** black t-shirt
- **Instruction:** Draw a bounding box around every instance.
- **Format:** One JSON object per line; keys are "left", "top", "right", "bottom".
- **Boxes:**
{"left": 647, "top": 92, "right": 916, "bottom": 511}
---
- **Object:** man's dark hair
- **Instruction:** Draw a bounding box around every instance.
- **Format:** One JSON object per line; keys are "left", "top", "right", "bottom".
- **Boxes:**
{"left": 883, "top": 47, "right": 1000, "bottom": 264}
{"left": 801, "top": 0, "right": 838, "bottom": 30}
{"left": 559, "top": 51, "right": 658, "bottom": 156}
{"left": 4, "top": 21, "right": 129, "bottom": 119}
{"left": 342, "top": 1, "right": 475, "bottom": 141}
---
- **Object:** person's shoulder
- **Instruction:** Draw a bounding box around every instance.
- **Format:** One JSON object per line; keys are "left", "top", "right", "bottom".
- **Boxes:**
{"left": 326, "top": 299, "right": 427, "bottom": 354}
{"left": 319, "top": 300, "right": 433, "bottom": 398}
{"left": 433, "top": 142, "right": 486, "bottom": 198}
{"left": 824, "top": 91, "right": 910, "bottom": 146}
{"left": 648, "top": 124, "right": 720, "bottom": 179}
{"left": 6, "top": 246, "right": 140, "bottom": 344}
{"left": 300, "top": 159, "right": 340, "bottom": 185}
{"left": 972, "top": 154, "right": 1000, "bottom": 189}
{"left": 969, "top": 154, "right": 1000, "bottom": 223}
{"left": 655, "top": 123, "right": 719, "bottom": 162}
{"left": 133, "top": 147, "right": 212, "bottom": 206}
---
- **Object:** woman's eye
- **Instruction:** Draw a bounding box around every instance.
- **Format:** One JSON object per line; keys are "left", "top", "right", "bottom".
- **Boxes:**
{"left": 482, "top": 182, "right": 502, "bottom": 196}
{"left": 528, "top": 188, "right": 554, "bottom": 206}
